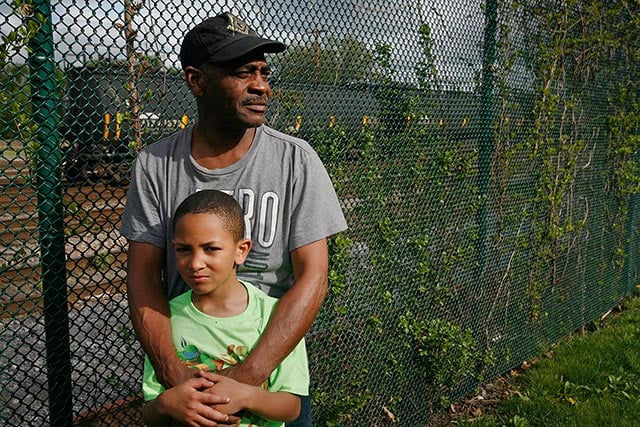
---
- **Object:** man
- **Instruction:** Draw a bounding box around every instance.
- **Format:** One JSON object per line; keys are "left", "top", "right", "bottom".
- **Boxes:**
{"left": 120, "top": 12, "right": 347, "bottom": 426}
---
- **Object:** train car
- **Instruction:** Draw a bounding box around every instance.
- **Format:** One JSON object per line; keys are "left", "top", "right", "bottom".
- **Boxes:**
{"left": 59, "top": 65, "right": 502, "bottom": 184}
{"left": 61, "top": 66, "right": 196, "bottom": 184}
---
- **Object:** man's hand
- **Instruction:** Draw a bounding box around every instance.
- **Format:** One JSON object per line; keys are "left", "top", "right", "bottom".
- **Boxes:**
{"left": 146, "top": 377, "right": 241, "bottom": 427}
{"left": 215, "top": 364, "right": 261, "bottom": 387}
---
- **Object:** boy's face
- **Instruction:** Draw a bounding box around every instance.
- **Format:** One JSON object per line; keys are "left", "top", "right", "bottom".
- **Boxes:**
{"left": 173, "top": 213, "right": 251, "bottom": 296}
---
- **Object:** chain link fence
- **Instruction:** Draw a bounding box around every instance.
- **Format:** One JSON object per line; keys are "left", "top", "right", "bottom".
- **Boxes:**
{"left": 1, "top": 0, "right": 639, "bottom": 425}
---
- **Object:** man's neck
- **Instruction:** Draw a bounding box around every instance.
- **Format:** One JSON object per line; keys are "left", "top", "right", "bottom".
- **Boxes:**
{"left": 191, "top": 123, "right": 257, "bottom": 169}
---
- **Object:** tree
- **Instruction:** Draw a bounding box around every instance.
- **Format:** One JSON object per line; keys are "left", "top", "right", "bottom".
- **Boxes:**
{"left": 0, "top": 63, "right": 30, "bottom": 139}
{"left": 273, "top": 35, "right": 374, "bottom": 85}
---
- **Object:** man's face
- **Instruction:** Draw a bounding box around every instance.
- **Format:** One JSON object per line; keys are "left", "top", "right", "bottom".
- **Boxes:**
{"left": 200, "top": 54, "right": 272, "bottom": 130}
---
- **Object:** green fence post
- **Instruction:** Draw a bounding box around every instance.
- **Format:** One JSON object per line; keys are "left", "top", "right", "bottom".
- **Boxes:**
{"left": 28, "top": 1, "right": 73, "bottom": 425}
{"left": 625, "top": 131, "right": 640, "bottom": 294}
{"left": 474, "top": 0, "right": 498, "bottom": 333}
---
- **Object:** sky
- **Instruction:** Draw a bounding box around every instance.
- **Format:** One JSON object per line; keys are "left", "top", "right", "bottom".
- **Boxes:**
{"left": 2, "top": 0, "right": 490, "bottom": 89}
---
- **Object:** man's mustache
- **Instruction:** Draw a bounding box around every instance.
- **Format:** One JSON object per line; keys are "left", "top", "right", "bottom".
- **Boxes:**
{"left": 241, "top": 96, "right": 270, "bottom": 105}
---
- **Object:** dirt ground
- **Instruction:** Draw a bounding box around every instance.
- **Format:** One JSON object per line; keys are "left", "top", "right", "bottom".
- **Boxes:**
{"left": 424, "top": 363, "right": 531, "bottom": 426}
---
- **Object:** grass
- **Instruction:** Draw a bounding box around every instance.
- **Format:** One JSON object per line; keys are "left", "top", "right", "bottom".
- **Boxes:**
{"left": 456, "top": 294, "right": 640, "bottom": 427}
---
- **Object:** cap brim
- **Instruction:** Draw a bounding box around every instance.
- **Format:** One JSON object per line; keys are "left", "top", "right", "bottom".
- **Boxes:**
{"left": 207, "top": 36, "right": 286, "bottom": 63}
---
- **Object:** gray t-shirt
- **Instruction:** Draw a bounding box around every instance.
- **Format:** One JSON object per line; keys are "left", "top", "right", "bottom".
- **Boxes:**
{"left": 120, "top": 125, "right": 347, "bottom": 298}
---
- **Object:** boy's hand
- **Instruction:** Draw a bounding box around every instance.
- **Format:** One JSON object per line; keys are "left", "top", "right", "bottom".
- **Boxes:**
{"left": 155, "top": 377, "right": 241, "bottom": 426}
{"left": 198, "top": 372, "right": 254, "bottom": 415}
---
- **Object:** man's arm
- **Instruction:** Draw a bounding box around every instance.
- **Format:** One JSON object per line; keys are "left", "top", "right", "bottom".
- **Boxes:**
{"left": 226, "top": 238, "right": 329, "bottom": 386}
{"left": 126, "top": 241, "right": 194, "bottom": 388}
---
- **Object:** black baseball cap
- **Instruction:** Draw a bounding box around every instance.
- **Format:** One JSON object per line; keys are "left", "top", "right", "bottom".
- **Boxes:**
{"left": 179, "top": 12, "right": 286, "bottom": 69}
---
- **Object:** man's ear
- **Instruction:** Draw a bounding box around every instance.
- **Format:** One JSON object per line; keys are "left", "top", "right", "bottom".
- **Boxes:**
{"left": 235, "top": 239, "right": 253, "bottom": 266}
{"left": 184, "top": 66, "right": 205, "bottom": 97}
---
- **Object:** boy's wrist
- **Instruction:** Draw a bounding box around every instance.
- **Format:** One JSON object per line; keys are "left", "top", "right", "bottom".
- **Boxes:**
{"left": 238, "top": 382, "right": 258, "bottom": 414}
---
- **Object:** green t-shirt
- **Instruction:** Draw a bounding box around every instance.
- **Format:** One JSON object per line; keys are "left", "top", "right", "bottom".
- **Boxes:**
{"left": 143, "top": 281, "right": 309, "bottom": 427}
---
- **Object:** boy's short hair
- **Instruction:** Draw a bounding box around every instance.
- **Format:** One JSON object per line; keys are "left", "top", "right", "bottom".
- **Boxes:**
{"left": 173, "top": 190, "right": 245, "bottom": 241}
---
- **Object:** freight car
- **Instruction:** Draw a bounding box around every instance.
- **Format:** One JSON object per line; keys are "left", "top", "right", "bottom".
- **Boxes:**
{"left": 59, "top": 65, "right": 497, "bottom": 185}
{"left": 61, "top": 66, "right": 196, "bottom": 184}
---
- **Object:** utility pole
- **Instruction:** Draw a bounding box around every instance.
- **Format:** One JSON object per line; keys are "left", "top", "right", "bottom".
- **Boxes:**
{"left": 312, "top": 27, "right": 326, "bottom": 82}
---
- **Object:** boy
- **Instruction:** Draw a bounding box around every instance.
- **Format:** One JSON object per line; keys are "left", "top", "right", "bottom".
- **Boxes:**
{"left": 142, "top": 190, "right": 309, "bottom": 426}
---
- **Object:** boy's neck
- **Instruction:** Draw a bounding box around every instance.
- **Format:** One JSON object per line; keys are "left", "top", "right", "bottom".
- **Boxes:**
{"left": 191, "top": 280, "right": 248, "bottom": 317}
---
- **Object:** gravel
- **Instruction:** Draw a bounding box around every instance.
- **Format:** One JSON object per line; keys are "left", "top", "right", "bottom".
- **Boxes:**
{"left": 0, "top": 293, "right": 142, "bottom": 426}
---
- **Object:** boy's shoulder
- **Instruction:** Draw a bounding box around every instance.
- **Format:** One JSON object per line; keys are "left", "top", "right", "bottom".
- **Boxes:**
{"left": 242, "top": 280, "right": 278, "bottom": 304}
{"left": 168, "top": 290, "right": 192, "bottom": 307}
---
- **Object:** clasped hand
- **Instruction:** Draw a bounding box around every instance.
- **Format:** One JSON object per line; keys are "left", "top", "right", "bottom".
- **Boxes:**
{"left": 157, "top": 369, "right": 243, "bottom": 427}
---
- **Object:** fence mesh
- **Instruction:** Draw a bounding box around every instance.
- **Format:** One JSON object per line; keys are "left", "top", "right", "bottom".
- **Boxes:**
{"left": 1, "top": 0, "right": 639, "bottom": 425}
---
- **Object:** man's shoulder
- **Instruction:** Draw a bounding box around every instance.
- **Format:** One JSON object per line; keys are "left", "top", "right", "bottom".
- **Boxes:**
{"left": 138, "top": 127, "right": 190, "bottom": 157}
{"left": 259, "top": 125, "right": 315, "bottom": 155}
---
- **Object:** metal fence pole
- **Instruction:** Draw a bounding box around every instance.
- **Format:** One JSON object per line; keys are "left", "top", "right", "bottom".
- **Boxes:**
{"left": 28, "top": 1, "right": 73, "bottom": 425}
{"left": 625, "top": 132, "right": 640, "bottom": 294}
{"left": 474, "top": 0, "right": 498, "bottom": 330}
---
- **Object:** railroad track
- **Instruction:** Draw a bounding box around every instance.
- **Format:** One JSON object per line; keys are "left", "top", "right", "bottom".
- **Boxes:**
{"left": 1, "top": 178, "right": 130, "bottom": 319}
{"left": 1, "top": 146, "right": 143, "bottom": 423}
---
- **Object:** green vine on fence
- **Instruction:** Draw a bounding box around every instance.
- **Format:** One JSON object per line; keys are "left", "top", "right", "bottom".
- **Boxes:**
{"left": 399, "top": 312, "right": 494, "bottom": 410}
{"left": 0, "top": 1, "right": 42, "bottom": 67}
{"left": 0, "top": 0, "right": 46, "bottom": 184}
{"left": 312, "top": 22, "right": 489, "bottom": 417}
{"left": 607, "top": 86, "right": 640, "bottom": 269}
{"left": 603, "top": 2, "right": 640, "bottom": 271}
{"left": 508, "top": 0, "right": 633, "bottom": 320}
